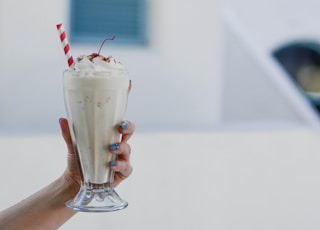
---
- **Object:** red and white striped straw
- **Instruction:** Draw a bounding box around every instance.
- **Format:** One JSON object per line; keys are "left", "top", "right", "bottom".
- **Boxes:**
{"left": 56, "top": 23, "right": 75, "bottom": 69}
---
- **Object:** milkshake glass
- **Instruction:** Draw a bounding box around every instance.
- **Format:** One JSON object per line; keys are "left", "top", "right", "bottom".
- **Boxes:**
{"left": 63, "top": 55, "right": 130, "bottom": 212}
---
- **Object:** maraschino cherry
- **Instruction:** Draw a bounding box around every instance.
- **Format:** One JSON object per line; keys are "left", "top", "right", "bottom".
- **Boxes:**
{"left": 91, "top": 36, "right": 115, "bottom": 58}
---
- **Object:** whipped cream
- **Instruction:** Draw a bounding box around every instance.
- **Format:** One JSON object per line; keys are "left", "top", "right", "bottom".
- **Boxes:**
{"left": 74, "top": 54, "right": 126, "bottom": 75}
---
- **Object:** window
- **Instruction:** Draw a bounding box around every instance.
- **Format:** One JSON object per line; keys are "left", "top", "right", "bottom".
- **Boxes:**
{"left": 70, "top": 0, "right": 147, "bottom": 45}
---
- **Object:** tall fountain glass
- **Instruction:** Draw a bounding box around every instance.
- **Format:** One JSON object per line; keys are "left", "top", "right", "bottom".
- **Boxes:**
{"left": 63, "top": 69, "right": 129, "bottom": 212}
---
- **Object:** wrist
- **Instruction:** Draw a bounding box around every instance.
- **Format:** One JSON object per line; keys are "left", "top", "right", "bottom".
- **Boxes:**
{"left": 57, "top": 174, "right": 80, "bottom": 203}
{"left": 48, "top": 177, "right": 78, "bottom": 217}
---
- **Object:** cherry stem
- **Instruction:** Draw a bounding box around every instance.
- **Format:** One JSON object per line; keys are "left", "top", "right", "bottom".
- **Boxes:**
{"left": 97, "top": 36, "right": 115, "bottom": 55}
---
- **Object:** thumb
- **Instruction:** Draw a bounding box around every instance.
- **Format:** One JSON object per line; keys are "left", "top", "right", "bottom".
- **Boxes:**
{"left": 59, "top": 118, "right": 75, "bottom": 154}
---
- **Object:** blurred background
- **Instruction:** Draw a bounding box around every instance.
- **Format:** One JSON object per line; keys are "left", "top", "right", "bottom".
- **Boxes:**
{"left": 0, "top": 0, "right": 221, "bottom": 134}
{"left": 1, "top": 0, "right": 320, "bottom": 134}
{"left": 2, "top": 0, "right": 320, "bottom": 229}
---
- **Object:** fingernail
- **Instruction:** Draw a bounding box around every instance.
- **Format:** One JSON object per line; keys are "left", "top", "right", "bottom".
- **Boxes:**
{"left": 110, "top": 143, "right": 120, "bottom": 151}
{"left": 120, "top": 122, "right": 128, "bottom": 130}
{"left": 110, "top": 161, "right": 117, "bottom": 167}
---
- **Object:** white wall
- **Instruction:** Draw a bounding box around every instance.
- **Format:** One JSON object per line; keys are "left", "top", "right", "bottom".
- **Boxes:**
{"left": 223, "top": 0, "right": 320, "bottom": 50}
{"left": 0, "top": 0, "right": 221, "bottom": 134}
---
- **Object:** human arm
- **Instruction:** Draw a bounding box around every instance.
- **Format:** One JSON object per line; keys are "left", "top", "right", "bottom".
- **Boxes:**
{"left": 0, "top": 118, "right": 134, "bottom": 230}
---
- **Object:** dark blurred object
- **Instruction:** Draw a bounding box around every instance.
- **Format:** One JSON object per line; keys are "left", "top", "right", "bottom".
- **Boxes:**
{"left": 273, "top": 41, "right": 320, "bottom": 111}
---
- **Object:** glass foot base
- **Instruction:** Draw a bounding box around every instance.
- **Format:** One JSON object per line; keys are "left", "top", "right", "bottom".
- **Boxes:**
{"left": 66, "top": 184, "right": 128, "bottom": 212}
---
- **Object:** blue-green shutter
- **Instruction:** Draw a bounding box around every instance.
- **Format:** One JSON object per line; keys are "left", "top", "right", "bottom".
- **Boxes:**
{"left": 70, "top": 0, "right": 146, "bottom": 45}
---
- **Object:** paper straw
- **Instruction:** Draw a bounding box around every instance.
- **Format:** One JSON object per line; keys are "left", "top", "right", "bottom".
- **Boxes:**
{"left": 56, "top": 23, "right": 75, "bottom": 69}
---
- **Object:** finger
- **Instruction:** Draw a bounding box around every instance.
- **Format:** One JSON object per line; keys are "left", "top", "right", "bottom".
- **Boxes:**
{"left": 110, "top": 161, "right": 133, "bottom": 179}
{"left": 109, "top": 143, "right": 131, "bottom": 160}
{"left": 59, "top": 118, "right": 75, "bottom": 154}
{"left": 118, "top": 120, "right": 135, "bottom": 143}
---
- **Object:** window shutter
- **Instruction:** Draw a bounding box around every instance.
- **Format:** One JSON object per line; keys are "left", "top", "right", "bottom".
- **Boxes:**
{"left": 70, "top": 0, "right": 146, "bottom": 45}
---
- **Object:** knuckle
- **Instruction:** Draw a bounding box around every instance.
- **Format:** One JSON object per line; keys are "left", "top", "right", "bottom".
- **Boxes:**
{"left": 127, "top": 144, "right": 132, "bottom": 155}
{"left": 124, "top": 163, "right": 133, "bottom": 175}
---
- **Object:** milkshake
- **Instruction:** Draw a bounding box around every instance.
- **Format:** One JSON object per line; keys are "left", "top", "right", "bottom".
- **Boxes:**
{"left": 63, "top": 54, "right": 130, "bottom": 212}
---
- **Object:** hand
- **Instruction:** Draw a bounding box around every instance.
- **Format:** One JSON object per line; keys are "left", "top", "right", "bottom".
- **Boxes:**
{"left": 59, "top": 118, "right": 134, "bottom": 195}
{"left": 109, "top": 120, "right": 135, "bottom": 186}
